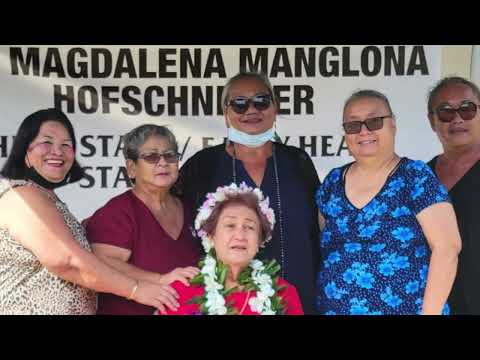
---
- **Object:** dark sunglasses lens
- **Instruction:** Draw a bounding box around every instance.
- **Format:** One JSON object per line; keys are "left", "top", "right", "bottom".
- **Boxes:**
{"left": 253, "top": 95, "right": 271, "bottom": 111}
{"left": 141, "top": 152, "right": 179, "bottom": 164}
{"left": 230, "top": 98, "right": 249, "bottom": 114}
{"left": 365, "top": 117, "right": 384, "bottom": 131}
{"left": 142, "top": 154, "right": 161, "bottom": 163}
{"left": 438, "top": 109, "right": 455, "bottom": 122}
{"left": 343, "top": 122, "right": 361, "bottom": 134}
{"left": 163, "top": 153, "right": 179, "bottom": 163}
{"left": 458, "top": 102, "right": 477, "bottom": 120}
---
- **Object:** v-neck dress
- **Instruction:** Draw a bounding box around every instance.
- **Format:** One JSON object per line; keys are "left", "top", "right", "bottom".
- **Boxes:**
{"left": 428, "top": 157, "right": 480, "bottom": 314}
{"left": 315, "top": 158, "right": 450, "bottom": 315}
{"left": 86, "top": 190, "right": 202, "bottom": 315}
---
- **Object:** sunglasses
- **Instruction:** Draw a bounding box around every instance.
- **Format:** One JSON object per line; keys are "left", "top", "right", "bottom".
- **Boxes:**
{"left": 434, "top": 100, "right": 480, "bottom": 123}
{"left": 228, "top": 93, "right": 272, "bottom": 114}
{"left": 342, "top": 115, "right": 391, "bottom": 135}
{"left": 138, "top": 151, "right": 180, "bottom": 164}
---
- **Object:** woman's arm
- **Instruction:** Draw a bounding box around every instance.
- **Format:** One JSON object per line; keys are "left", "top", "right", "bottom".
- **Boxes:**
{"left": 318, "top": 210, "right": 326, "bottom": 231}
{"left": 91, "top": 243, "right": 199, "bottom": 286}
{"left": 417, "top": 202, "right": 462, "bottom": 315}
{"left": 3, "top": 186, "right": 179, "bottom": 313}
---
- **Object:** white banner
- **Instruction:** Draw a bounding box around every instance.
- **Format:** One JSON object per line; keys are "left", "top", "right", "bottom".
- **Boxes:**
{"left": 0, "top": 45, "right": 443, "bottom": 220}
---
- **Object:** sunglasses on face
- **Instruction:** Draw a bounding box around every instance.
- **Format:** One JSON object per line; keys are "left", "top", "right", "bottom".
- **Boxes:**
{"left": 228, "top": 93, "right": 272, "bottom": 114}
{"left": 434, "top": 100, "right": 480, "bottom": 123}
{"left": 342, "top": 115, "right": 391, "bottom": 135}
{"left": 138, "top": 151, "right": 180, "bottom": 164}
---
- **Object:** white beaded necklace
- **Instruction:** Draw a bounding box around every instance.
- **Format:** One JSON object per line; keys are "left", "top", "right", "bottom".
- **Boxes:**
{"left": 231, "top": 142, "right": 286, "bottom": 278}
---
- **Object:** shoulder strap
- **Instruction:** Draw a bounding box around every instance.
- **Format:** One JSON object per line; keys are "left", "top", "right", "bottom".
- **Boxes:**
{"left": 0, "top": 177, "right": 57, "bottom": 202}
{"left": 0, "top": 178, "right": 29, "bottom": 199}
{"left": 0, "top": 177, "right": 12, "bottom": 199}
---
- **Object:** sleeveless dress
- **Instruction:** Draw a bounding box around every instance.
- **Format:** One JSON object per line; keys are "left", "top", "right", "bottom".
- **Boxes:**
{"left": 0, "top": 178, "right": 97, "bottom": 315}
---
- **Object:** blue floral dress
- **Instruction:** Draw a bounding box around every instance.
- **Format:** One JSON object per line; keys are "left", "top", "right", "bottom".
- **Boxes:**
{"left": 315, "top": 158, "right": 450, "bottom": 315}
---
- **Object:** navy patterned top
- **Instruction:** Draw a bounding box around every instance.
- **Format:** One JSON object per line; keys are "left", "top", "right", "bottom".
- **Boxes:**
{"left": 315, "top": 158, "right": 450, "bottom": 315}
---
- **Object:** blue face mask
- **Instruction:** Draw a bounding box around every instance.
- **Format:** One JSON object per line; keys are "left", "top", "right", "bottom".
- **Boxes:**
{"left": 227, "top": 126, "right": 275, "bottom": 148}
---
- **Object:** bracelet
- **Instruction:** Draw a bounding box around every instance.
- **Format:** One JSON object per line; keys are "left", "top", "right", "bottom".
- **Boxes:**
{"left": 128, "top": 281, "right": 139, "bottom": 300}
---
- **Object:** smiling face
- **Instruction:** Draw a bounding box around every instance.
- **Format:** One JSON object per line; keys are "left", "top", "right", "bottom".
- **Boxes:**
{"left": 343, "top": 96, "right": 396, "bottom": 159}
{"left": 25, "top": 120, "right": 75, "bottom": 183}
{"left": 429, "top": 83, "right": 480, "bottom": 152}
{"left": 126, "top": 135, "right": 179, "bottom": 190}
{"left": 224, "top": 77, "right": 277, "bottom": 135}
{"left": 211, "top": 203, "right": 261, "bottom": 269}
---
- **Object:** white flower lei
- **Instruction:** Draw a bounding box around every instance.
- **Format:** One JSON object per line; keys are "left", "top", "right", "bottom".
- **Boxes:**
{"left": 195, "top": 254, "right": 279, "bottom": 315}
{"left": 191, "top": 182, "right": 281, "bottom": 315}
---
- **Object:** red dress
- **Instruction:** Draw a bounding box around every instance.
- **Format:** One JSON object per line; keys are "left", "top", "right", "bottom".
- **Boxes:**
{"left": 157, "top": 278, "right": 304, "bottom": 315}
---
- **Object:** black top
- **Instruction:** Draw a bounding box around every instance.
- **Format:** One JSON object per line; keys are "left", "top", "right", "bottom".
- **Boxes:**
{"left": 176, "top": 143, "right": 321, "bottom": 314}
{"left": 428, "top": 157, "right": 480, "bottom": 315}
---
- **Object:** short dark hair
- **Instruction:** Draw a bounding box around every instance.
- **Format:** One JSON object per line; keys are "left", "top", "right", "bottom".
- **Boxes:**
{"left": 0, "top": 108, "right": 84, "bottom": 183}
{"left": 342, "top": 89, "right": 394, "bottom": 121}
{"left": 427, "top": 76, "right": 480, "bottom": 114}
{"left": 200, "top": 192, "right": 272, "bottom": 247}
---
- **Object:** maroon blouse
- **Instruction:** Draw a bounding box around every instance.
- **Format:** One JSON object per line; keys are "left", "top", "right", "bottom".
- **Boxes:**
{"left": 86, "top": 190, "right": 202, "bottom": 315}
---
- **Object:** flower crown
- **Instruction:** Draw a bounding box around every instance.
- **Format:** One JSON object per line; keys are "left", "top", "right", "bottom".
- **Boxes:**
{"left": 194, "top": 182, "right": 276, "bottom": 253}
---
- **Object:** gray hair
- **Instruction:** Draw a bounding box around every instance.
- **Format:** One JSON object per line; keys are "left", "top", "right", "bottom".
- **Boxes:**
{"left": 221, "top": 71, "right": 278, "bottom": 108}
{"left": 427, "top": 76, "right": 480, "bottom": 114}
{"left": 122, "top": 124, "right": 178, "bottom": 161}
{"left": 342, "top": 89, "right": 394, "bottom": 121}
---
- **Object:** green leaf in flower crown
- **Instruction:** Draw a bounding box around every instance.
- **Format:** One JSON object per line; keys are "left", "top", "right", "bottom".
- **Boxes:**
{"left": 271, "top": 264, "right": 281, "bottom": 275}
{"left": 238, "top": 267, "right": 252, "bottom": 284}
{"left": 271, "top": 297, "right": 279, "bottom": 308}
{"left": 270, "top": 296, "right": 286, "bottom": 314}
{"left": 227, "top": 307, "right": 238, "bottom": 315}
{"left": 223, "top": 286, "right": 239, "bottom": 297}
{"left": 187, "top": 296, "right": 203, "bottom": 305}
{"left": 264, "top": 259, "right": 277, "bottom": 271}
{"left": 226, "top": 301, "right": 238, "bottom": 315}
{"left": 218, "top": 266, "right": 228, "bottom": 286}
{"left": 189, "top": 273, "right": 204, "bottom": 285}
{"left": 215, "top": 259, "right": 225, "bottom": 278}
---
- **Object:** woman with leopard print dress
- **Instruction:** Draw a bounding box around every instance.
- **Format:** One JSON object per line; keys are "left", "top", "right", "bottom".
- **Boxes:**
{"left": 0, "top": 108, "right": 181, "bottom": 314}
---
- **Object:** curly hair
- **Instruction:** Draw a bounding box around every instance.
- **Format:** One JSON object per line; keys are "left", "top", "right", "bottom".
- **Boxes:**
{"left": 200, "top": 192, "right": 273, "bottom": 246}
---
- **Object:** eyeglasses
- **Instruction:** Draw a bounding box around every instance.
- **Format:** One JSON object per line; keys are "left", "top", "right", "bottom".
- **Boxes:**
{"left": 228, "top": 93, "right": 272, "bottom": 114}
{"left": 434, "top": 100, "right": 480, "bottom": 123}
{"left": 138, "top": 151, "right": 180, "bottom": 164}
{"left": 342, "top": 115, "right": 391, "bottom": 135}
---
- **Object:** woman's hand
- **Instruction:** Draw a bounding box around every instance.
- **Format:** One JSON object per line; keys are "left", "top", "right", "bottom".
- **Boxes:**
{"left": 132, "top": 280, "right": 180, "bottom": 314}
{"left": 158, "top": 266, "right": 200, "bottom": 286}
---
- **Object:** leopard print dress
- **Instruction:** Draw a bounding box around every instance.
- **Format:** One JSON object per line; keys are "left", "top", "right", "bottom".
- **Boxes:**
{"left": 0, "top": 178, "right": 97, "bottom": 315}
